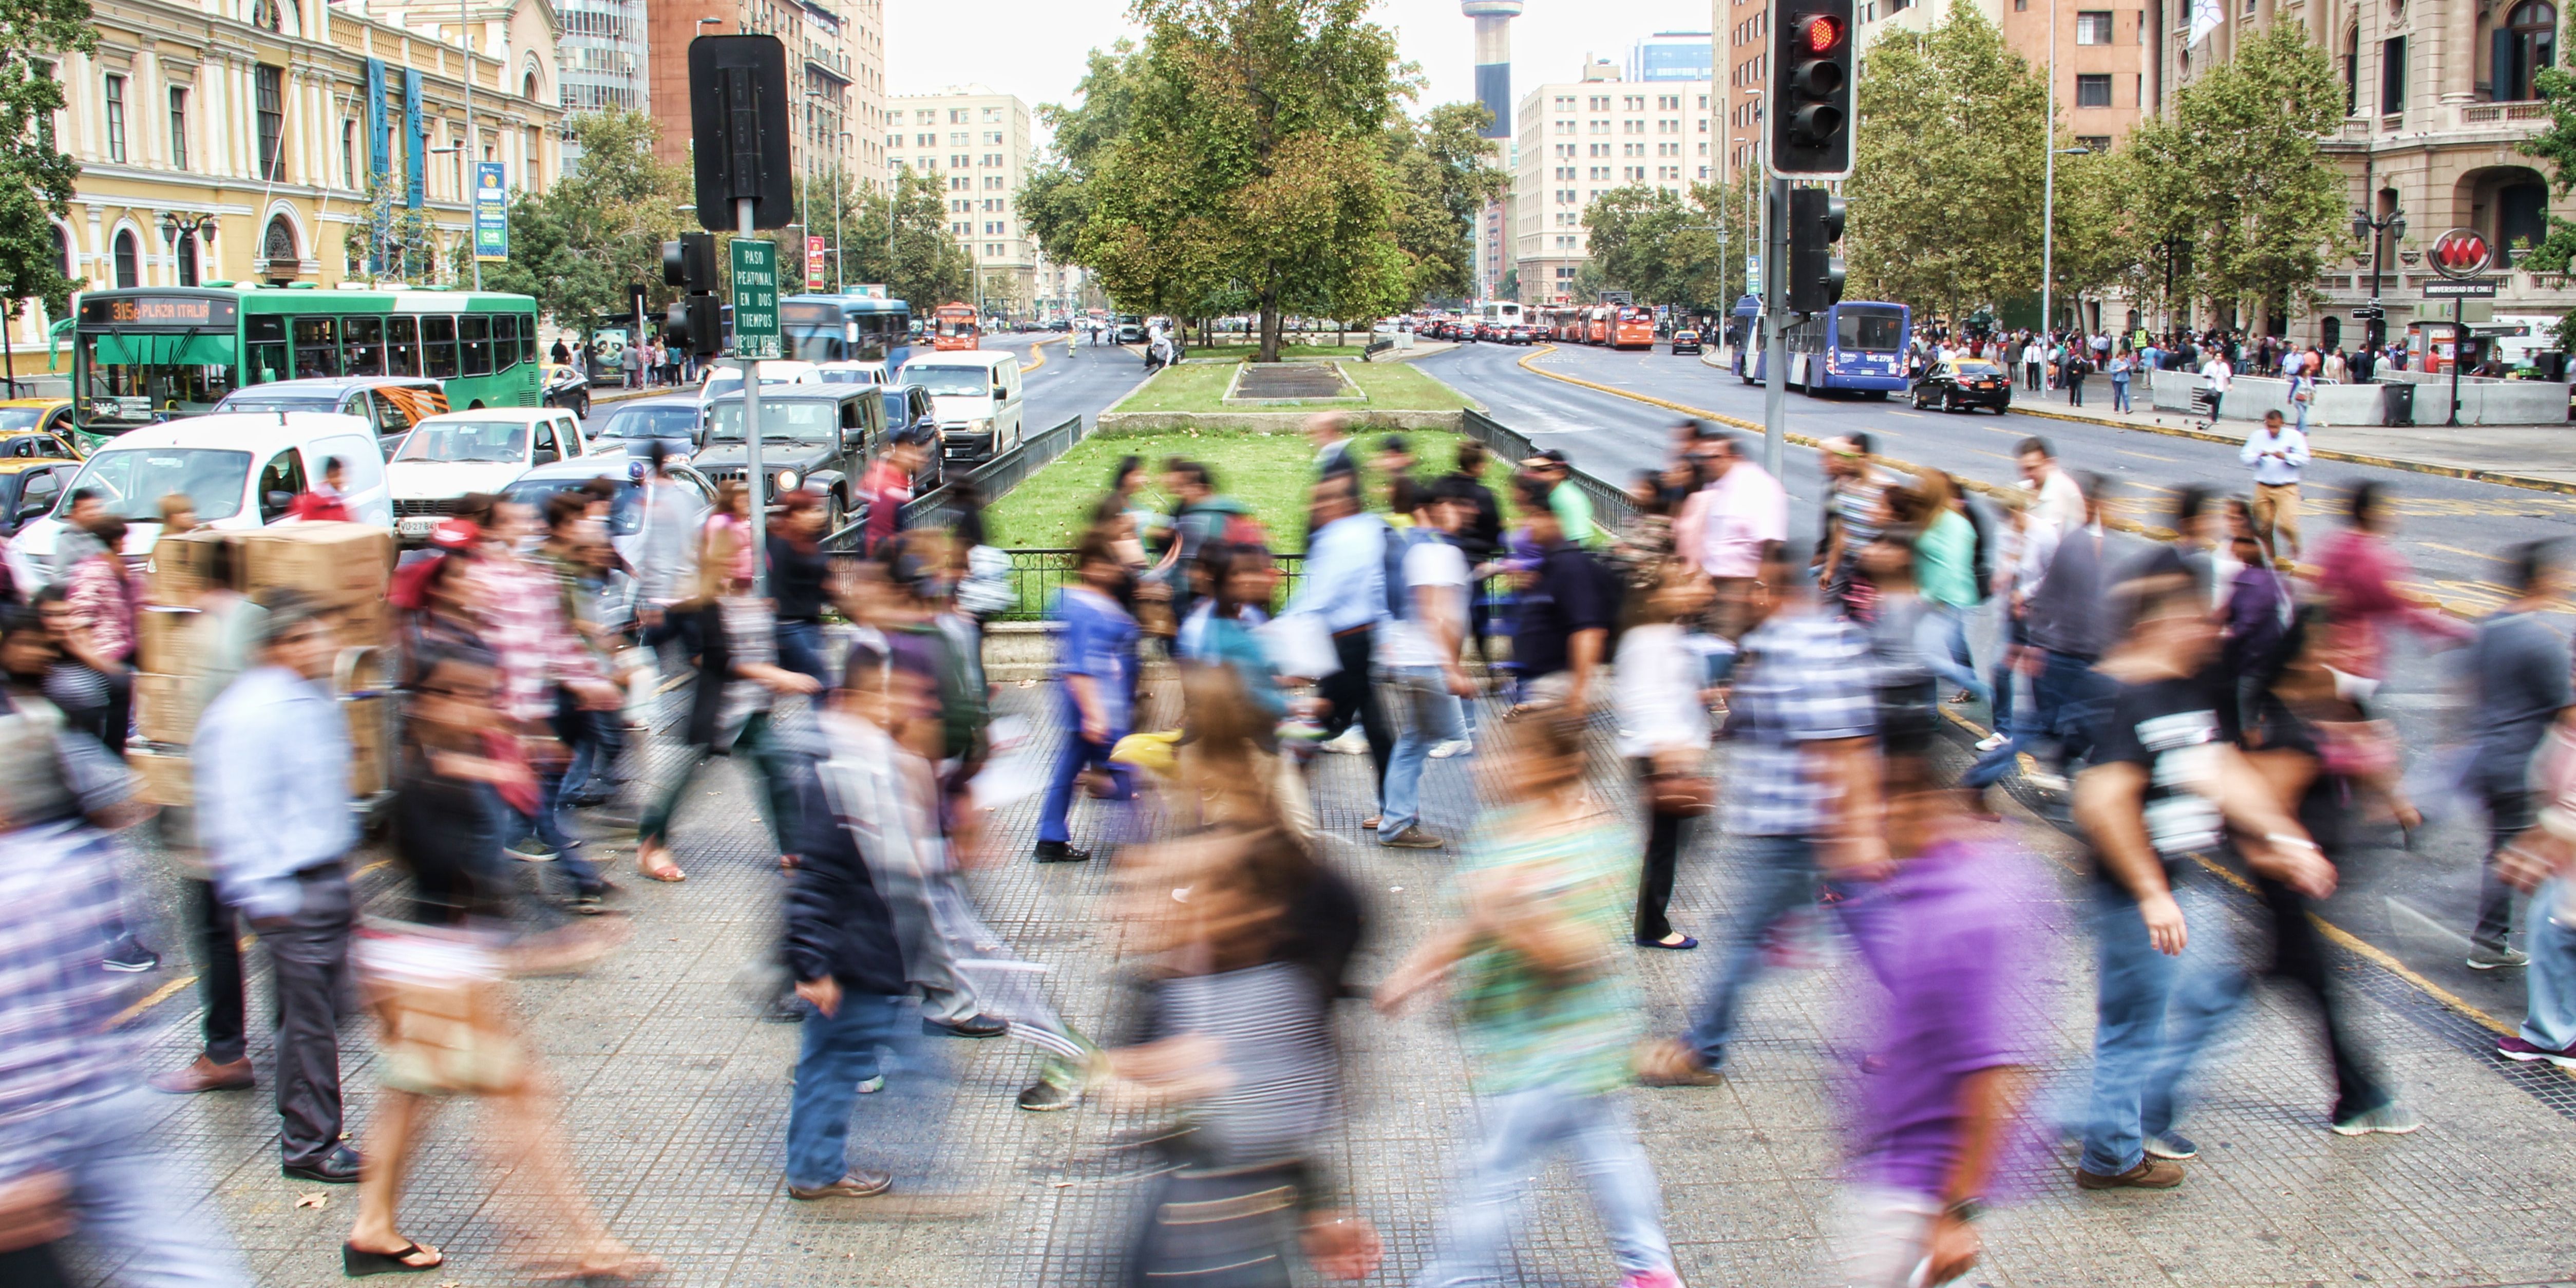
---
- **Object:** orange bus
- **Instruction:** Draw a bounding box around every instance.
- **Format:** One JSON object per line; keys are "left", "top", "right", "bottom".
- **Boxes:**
{"left": 1582, "top": 306, "right": 1611, "bottom": 346}
{"left": 1610, "top": 306, "right": 1657, "bottom": 350}
{"left": 930, "top": 301, "right": 980, "bottom": 351}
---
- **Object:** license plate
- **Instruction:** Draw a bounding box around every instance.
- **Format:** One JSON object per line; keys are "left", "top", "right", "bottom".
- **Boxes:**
{"left": 399, "top": 516, "right": 437, "bottom": 537}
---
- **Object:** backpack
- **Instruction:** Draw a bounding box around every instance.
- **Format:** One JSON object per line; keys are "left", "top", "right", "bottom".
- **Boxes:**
{"left": 1381, "top": 523, "right": 1420, "bottom": 622}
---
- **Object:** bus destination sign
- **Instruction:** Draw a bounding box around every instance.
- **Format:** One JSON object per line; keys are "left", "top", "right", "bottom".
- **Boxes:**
{"left": 77, "top": 295, "right": 239, "bottom": 328}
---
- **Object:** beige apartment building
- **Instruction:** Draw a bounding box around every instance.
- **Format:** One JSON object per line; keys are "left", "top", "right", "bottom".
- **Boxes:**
{"left": 886, "top": 86, "right": 1040, "bottom": 315}
{"left": 645, "top": 0, "right": 884, "bottom": 195}
{"left": 1511, "top": 60, "right": 1717, "bottom": 306}
{"left": 8, "top": 0, "right": 568, "bottom": 374}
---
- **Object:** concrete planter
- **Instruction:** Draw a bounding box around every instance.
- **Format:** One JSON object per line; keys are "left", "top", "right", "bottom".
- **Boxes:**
{"left": 1093, "top": 410, "right": 1468, "bottom": 435}
{"left": 1221, "top": 362, "right": 1366, "bottom": 406}
{"left": 2146, "top": 366, "right": 2569, "bottom": 426}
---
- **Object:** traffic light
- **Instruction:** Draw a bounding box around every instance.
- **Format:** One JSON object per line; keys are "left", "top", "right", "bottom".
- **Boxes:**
{"left": 662, "top": 234, "right": 717, "bottom": 292}
{"left": 1786, "top": 187, "right": 1846, "bottom": 313}
{"left": 1770, "top": 0, "right": 1855, "bottom": 179}
{"left": 664, "top": 295, "right": 723, "bottom": 359}
{"left": 686, "top": 35, "right": 794, "bottom": 231}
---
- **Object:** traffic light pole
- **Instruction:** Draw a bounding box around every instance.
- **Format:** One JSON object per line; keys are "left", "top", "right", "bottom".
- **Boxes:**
{"left": 740, "top": 197, "right": 767, "bottom": 598}
{"left": 1763, "top": 177, "right": 1788, "bottom": 479}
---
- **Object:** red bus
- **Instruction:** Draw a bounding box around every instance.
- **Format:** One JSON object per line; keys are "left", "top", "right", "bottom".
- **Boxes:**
{"left": 1610, "top": 306, "right": 1657, "bottom": 350}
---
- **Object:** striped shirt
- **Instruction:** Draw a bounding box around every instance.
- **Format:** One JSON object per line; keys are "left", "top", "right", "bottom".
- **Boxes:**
{"left": 0, "top": 822, "right": 138, "bottom": 1181}
{"left": 1723, "top": 609, "right": 1877, "bottom": 837}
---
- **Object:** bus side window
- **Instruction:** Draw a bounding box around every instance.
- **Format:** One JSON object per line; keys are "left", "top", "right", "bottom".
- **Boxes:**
{"left": 345, "top": 316, "right": 386, "bottom": 376}
{"left": 248, "top": 315, "right": 288, "bottom": 385}
{"left": 519, "top": 313, "right": 538, "bottom": 366}
{"left": 388, "top": 316, "right": 422, "bottom": 377}
{"left": 491, "top": 314, "right": 518, "bottom": 372}
{"left": 422, "top": 317, "right": 459, "bottom": 381}
{"left": 292, "top": 316, "right": 343, "bottom": 378}
{"left": 459, "top": 316, "right": 494, "bottom": 377}
{"left": 257, "top": 450, "right": 306, "bottom": 522}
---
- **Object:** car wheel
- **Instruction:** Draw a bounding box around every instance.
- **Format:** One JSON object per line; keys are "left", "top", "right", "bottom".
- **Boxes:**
{"left": 575, "top": 392, "right": 591, "bottom": 420}
{"left": 823, "top": 490, "right": 846, "bottom": 535}
{"left": 1941, "top": 392, "right": 1957, "bottom": 413}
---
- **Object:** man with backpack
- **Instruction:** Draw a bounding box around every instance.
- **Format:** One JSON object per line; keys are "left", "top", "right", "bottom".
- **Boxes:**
{"left": 1510, "top": 475, "right": 1614, "bottom": 714}
{"left": 1374, "top": 479, "right": 1475, "bottom": 849}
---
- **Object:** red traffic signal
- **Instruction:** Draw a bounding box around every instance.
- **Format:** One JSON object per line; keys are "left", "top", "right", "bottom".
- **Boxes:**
{"left": 1772, "top": 0, "right": 1855, "bottom": 178}
{"left": 1800, "top": 13, "right": 1846, "bottom": 52}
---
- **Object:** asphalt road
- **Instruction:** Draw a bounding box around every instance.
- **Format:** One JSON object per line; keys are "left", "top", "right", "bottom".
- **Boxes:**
{"left": 1420, "top": 337, "right": 2554, "bottom": 1028}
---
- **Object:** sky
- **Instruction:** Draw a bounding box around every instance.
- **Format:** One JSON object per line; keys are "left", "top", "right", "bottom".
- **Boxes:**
{"left": 884, "top": 1, "right": 1716, "bottom": 143}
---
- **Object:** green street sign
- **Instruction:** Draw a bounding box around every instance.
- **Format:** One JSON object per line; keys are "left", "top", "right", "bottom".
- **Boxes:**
{"left": 730, "top": 238, "right": 782, "bottom": 359}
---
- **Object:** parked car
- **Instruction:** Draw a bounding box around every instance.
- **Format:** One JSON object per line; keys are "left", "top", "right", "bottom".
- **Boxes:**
{"left": 541, "top": 362, "right": 591, "bottom": 420}
{"left": 386, "top": 407, "right": 595, "bottom": 541}
{"left": 586, "top": 394, "right": 706, "bottom": 456}
{"left": 500, "top": 453, "right": 716, "bottom": 580}
{"left": 694, "top": 387, "right": 881, "bottom": 533}
{"left": 6, "top": 412, "right": 393, "bottom": 587}
{"left": 0, "top": 397, "right": 80, "bottom": 458}
{"left": 1911, "top": 358, "right": 2013, "bottom": 413}
{"left": 1670, "top": 329, "right": 1704, "bottom": 355}
{"left": 213, "top": 376, "right": 449, "bottom": 455}
{"left": 0, "top": 458, "right": 81, "bottom": 537}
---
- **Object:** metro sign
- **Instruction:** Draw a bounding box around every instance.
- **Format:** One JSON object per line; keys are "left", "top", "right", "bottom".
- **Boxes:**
{"left": 2430, "top": 228, "right": 2493, "bottom": 279}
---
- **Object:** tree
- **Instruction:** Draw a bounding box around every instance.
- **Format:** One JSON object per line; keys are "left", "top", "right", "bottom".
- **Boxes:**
{"left": 0, "top": 0, "right": 93, "bottom": 359}
{"left": 480, "top": 110, "right": 691, "bottom": 347}
{"left": 1073, "top": 0, "right": 1412, "bottom": 361}
{"left": 1383, "top": 101, "right": 1508, "bottom": 302}
{"left": 2501, "top": 66, "right": 2576, "bottom": 346}
{"left": 836, "top": 167, "right": 974, "bottom": 308}
{"left": 342, "top": 171, "right": 442, "bottom": 286}
{"left": 2127, "top": 23, "right": 2346, "bottom": 330}
{"left": 1021, "top": 41, "right": 1151, "bottom": 271}
{"left": 1582, "top": 184, "right": 1731, "bottom": 310}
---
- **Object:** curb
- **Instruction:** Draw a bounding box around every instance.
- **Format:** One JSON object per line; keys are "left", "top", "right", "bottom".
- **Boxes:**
{"left": 2010, "top": 403, "right": 2576, "bottom": 498}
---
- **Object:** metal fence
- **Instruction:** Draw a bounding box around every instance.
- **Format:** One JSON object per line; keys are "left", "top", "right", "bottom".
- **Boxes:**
{"left": 988, "top": 549, "right": 1310, "bottom": 622}
{"left": 1461, "top": 407, "right": 1641, "bottom": 536}
{"left": 824, "top": 413, "right": 1088, "bottom": 552}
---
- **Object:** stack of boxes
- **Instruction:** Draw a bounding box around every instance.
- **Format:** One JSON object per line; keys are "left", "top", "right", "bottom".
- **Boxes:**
{"left": 131, "top": 524, "right": 399, "bottom": 807}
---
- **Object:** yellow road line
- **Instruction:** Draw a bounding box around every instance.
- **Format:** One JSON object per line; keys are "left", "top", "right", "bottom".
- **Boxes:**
{"left": 2113, "top": 448, "right": 2179, "bottom": 462}
{"left": 2422, "top": 542, "right": 2511, "bottom": 564}
{"left": 108, "top": 974, "right": 196, "bottom": 1029}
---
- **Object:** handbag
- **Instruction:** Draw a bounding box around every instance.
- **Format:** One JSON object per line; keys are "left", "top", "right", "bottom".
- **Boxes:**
{"left": 352, "top": 922, "right": 527, "bottom": 1096}
{"left": 1645, "top": 747, "right": 1713, "bottom": 817}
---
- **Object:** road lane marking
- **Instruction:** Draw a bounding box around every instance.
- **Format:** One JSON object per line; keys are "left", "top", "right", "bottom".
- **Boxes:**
{"left": 1889, "top": 410, "right": 1925, "bottom": 419}
{"left": 2114, "top": 448, "right": 2179, "bottom": 462}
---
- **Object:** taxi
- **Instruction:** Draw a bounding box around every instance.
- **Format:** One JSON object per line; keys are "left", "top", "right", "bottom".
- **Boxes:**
{"left": 0, "top": 397, "right": 81, "bottom": 459}
{"left": 0, "top": 456, "right": 82, "bottom": 537}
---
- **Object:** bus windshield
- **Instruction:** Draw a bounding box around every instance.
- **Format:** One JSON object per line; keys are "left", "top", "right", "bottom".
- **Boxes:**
{"left": 1835, "top": 307, "right": 1906, "bottom": 353}
{"left": 79, "top": 331, "right": 241, "bottom": 423}
{"left": 706, "top": 399, "right": 840, "bottom": 443}
{"left": 67, "top": 447, "right": 253, "bottom": 521}
{"left": 396, "top": 419, "right": 529, "bottom": 464}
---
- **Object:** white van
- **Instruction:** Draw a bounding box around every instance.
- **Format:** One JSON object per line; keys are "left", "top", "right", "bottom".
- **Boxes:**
{"left": 899, "top": 350, "right": 1024, "bottom": 464}
{"left": 7, "top": 412, "right": 391, "bottom": 586}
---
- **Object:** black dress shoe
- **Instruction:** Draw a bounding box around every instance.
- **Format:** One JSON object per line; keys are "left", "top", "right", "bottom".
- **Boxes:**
{"left": 923, "top": 1012, "right": 1009, "bottom": 1038}
{"left": 283, "top": 1144, "right": 363, "bottom": 1184}
{"left": 1032, "top": 840, "right": 1091, "bottom": 863}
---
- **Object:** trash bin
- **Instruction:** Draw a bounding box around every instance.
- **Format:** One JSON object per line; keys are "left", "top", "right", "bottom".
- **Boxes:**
{"left": 2383, "top": 382, "right": 2415, "bottom": 426}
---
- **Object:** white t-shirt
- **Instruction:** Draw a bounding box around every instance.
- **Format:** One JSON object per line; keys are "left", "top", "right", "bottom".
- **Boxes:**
{"left": 1378, "top": 538, "right": 1470, "bottom": 669}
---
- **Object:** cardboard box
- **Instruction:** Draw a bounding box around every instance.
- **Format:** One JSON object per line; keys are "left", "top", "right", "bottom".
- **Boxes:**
{"left": 137, "top": 607, "right": 195, "bottom": 675}
{"left": 346, "top": 695, "right": 390, "bottom": 798}
{"left": 134, "top": 672, "right": 197, "bottom": 744}
{"left": 145, "top": 529, "right": 238, "bottom": 604}
{"left": 240, "top": 523, "right": 393, "bottom": 607}
{"left": 329, "top": 598, "right": 393, "bottom": 650}
{"left": 130, "top": 746, "right": 193, "bottom": 807}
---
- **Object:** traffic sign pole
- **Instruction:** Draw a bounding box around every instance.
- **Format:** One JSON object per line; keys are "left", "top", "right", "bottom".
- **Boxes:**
{"left": 738, "top": 199, "right": 765, "bottom": 597}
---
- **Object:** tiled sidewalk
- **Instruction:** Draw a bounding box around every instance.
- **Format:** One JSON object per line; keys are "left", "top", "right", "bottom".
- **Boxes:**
{"left": 89, "top": 686, "right": 2576, "bottom": 1287}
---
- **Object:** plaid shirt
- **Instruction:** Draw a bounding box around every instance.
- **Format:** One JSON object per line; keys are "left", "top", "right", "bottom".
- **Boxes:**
{"left": 468, "top": 556, "right": 603, "bottom": 724}
{"left": 0, "top": 821, "right": 138, "bottom": 1181}
{"left": 1723, "top": 608, "right": 1877, "bottom": 837}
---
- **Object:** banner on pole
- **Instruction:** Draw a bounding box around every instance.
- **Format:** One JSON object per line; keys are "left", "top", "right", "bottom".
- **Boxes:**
{"left": 806, "top": 235, "right": 826, "bottom": 290}
{"left": 472, "top": 162, "right": 509, "bottom": 262}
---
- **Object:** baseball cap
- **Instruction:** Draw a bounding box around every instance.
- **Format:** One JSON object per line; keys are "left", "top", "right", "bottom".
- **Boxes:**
{"left": 429, "top": 517, "right": 481, "bottom": 550}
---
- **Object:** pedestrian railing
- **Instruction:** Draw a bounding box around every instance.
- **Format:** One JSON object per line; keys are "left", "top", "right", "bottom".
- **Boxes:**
{"left": 1461, "top": 408, "right": 1641, "bottom": 537}
{"left": 987, "top": 548, "right": 1309, "bottom": 622}
{"left": 824, "top": 413, "right": 1089, "bottom": 552}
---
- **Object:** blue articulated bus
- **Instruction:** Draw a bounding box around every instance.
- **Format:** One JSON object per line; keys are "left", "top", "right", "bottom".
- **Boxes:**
{"left": 1735, "top": 299, "right": 1912, "bottom": 397}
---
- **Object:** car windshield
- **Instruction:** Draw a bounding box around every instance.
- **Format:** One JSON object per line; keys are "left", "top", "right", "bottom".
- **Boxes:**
{"left": 594, "top": 404, "right": 700, "bottom": 442}
{"left": 817, "top": 368, "right": 879, "bottom": 385}
{"left": 705, "top": 399, "right": 839, "bottom": 443}
{"left": 503, "top": 477, "right": 646, "bottom": 535}
{"left": 65, "top": 447, "right": 252, "bottom": 522}
{"left": 902, "top": 365, "right": 991, "bottom": 397}
{"left": 396, "top": 419, "right": 529, "bottom": 463}
{"left": 0, "top": 408, "right": 46, "bottom": 432}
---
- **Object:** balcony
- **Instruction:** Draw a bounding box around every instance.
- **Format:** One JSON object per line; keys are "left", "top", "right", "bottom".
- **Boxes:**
{"left": 2459, "top": 101, "right": 2551, "bottom": 126}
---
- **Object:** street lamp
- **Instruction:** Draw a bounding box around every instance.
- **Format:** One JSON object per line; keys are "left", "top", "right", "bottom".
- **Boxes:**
{"left": 159, "top": 212, "right": 217, "bottom": 286}
{"left": 2039, "top": 144, "right": 2090, "bottom": 337}
{"left": 2352, "top": 205, "right": 2406, "bottom": 357}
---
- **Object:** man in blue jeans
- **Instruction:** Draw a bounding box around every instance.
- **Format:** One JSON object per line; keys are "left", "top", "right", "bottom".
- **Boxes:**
{"left": 1376, "top": 481, "right": 1476, "bottom": 848}
{"left": 1638, "top": 543, "right": 1888, "bottom": 1085}
{"left": 2070, "top": 576, "right": 2326, "bottom": 1190}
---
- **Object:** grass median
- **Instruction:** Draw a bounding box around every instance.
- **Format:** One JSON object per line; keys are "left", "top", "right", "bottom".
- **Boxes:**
{"left": 1108, "top": 357, "right": 1475, "bottom": 416}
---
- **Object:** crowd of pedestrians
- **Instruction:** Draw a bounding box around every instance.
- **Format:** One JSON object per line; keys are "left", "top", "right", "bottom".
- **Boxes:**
{"left": 2, "top": 385, "right": 2570, "bottom": 1288}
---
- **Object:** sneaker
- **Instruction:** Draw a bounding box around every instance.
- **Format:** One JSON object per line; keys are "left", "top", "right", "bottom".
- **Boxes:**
{"left": 506, "top": 839, "right": 560, "bottom": 862}
{"left": 2075, "top": 1158, "right": 2185, "bottom": 1190}
{"left": 2143, "top": 1131, "right": 2199, "bottom": 1160}
{"left": 1974, "top": 733, "right": 2009, "bottom": 752}
{"left": 2022, "top": 768, "right": 2070, "bottom": 793}
{"left": 2329, "top": 1103, "right": 2421, "bottom": 1137}
{"left": 788, "top": 1170, "right": 893, "bottom": 1200}
{"left": 1017, "top": 1079, "right": 1079, "bottom": 1112}
{"left": 1380, "top": 826, "right": 1445, "bottom": 849}
{"left": 2466, "top": 944, "right": 2531, "bottom": 971}
{"left": 2498, "top": 1034, "right": 2576, "bottom": 1069}
{"left": 856, "top": 1075, "right": 886, "bottom": 1094}
{"left": 1428, "top": 737, "right": 1473, "bottom": 759}
{"left": 1620, "top": 1271, "right": 1686, "bottom": 1288}
{"left": 1319, "top": 727, "right": 1368, "bottom": 754}
{"left": 101, "top": 945, "right": 161, "bottom": 973}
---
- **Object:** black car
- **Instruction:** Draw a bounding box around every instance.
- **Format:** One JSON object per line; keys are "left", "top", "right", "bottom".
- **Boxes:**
{"left": 1912, "top": 358, "right": 2013, "bottom": 413}
{"left": 1670, "top": 329, "right": 1703, "bottom": 355}
{"left": 692, "top": 388, "right": 883, "bottom": 533}
{"left": 0, "top": 460, "right": 79, "bottom": 537}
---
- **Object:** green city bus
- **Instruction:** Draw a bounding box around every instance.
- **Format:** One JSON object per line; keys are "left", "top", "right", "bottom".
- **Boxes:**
{"left": 71, "top": 284, "right": 542, "bottom": 440}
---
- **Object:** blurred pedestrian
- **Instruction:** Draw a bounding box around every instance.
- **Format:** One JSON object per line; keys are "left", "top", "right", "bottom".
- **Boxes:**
{"left": 767, "top": 489, "right": 833, "bottom": 688}
{"left": 2465, "top": 541, "right": 2571, "bottom": 971}
{"left": 861, "top": 426, "right": 932, "bottom": 558}
{"left": 1816, "top": 435, "right": 1895, "bottom": 615}
{"left": 1673, "top": 430, "right": 1786, "bottom": 665}
{"left": 193, "top": 591, "right": 363, "bottom": 1183}
{"left": 1508, "top": 475, "right": 1613, "bottom": 714}
{"left": 1280, "top": 474, "right": 1392, "bottom": 813}
{"left": 1034, "top": 528, "right": 1139, "bottom": 863}
{"left": 1376, "top": 481, "right": 1473, "bottom": 849}
{"left": 1523, "top": 449, "right": 1602, "bottom": 550}
{"left": 471, "top": 501, "right": 619, "bottom": 901}
{"left": 285, "top": 457, "right": 353, "bottom": 523}
{"left": 60, "top": 516, "right": 139, "bottom": 755}
{"left": 1617, "top": 564, "right": 1714, "bottom": 951}
{"left": 2315, "top": 482, "right": 2470, "bottom": 691}
{"left": 1378, "top": 709, "right": 1681, "bottom": 1288}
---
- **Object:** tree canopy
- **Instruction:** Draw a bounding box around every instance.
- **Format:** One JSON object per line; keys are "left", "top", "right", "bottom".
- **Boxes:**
{"left": 479, "top": 110, "right": 691, "bottom": 337}
{"left": 0, "top": 0, "right": 93, "bottom": 328}
{"left": 1579, "top": 184, "right": 1731, "bottom": 311}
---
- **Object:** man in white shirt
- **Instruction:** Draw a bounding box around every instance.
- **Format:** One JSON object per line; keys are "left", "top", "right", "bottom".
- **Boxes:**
{"left": 2199, "top": 351, "right": 2234, "bottom": 422}
{"left": 1674, "top": 432, "right": 1788, "bottom": 643}
{"left": 1376, "top": 481, "right": 1474, "bottom": 848}
{"left": 2022, "top": 338, "right": 2044, "bottom": 391}
{"left": 2239, "top": 409, "right": 2310, "bottom": 567}
{"left": 2015, "top": 435, "right": 2087, "bottom": 540}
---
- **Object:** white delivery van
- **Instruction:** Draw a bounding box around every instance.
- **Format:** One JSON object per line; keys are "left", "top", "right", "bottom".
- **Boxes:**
{"left": 898, "top": 349, "right": 1025, "bottom": 465}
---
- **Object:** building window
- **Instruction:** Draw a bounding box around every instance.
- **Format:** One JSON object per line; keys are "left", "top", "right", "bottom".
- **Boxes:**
{"left": 177, "top": 232, "right": 198, "bottom": 286}
{"left": 1657, "top": 95, "right": 1679, "bottom": 109}
{"left": 102, "top": 74, "right": 126, "bottom": 162}
{"left": 167, "top": 86, "right": 187, "bottom": 169}
{"left": 2496, "top": 1, "right": 2557, "bottom": 101}
{"left": 2076, "top": 11, "right": 2113, "bottom": 43}
{"left": 985, "top": 242, "right": 1002, "bottom": 256}
{"left": 2343, "top": 26, "right": 2360, "bottom": 112}
{"left": 113, "top": 229, "right": 138, "bottom": 287}
{"left": 1623, "top": 119, "right": 1644, "bottom": 134}
{"left": 1556, "top": 266, "right": 1575, "bottom": 279}
{"left": 982, "top": 105, "right": 1001, "bottom": 122}
{"left": 340, "top": 119, "right": 356, "bottom": 188}
{"left": 2381, "top": 35, "right": 2407, "bottom": 112}
{"left": 2075, "top": 73, "right": 2112, "bottom": 106}
{"left": 255, "top": 64, "right": 285, "bottom": 180}
{"left": 2075, "top": 134, "right": 2112, "bottom": 150}
{"left": 950, "top": 108, "right": 967, "bottom": 123}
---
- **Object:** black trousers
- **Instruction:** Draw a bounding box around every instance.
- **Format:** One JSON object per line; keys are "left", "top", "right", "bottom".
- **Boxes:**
{"left": 1633, "top": 759, "right": 1689, "bottom": 943}
{"left": 1316, "top": 628, "right": 1391, "bottom": 799}
{"left": 2477, "top": 788, "right": 2533, "bottom": 950}
{"left": 262, "top": 865, "right": 353, "bottom": 1168}
{"left": 2255, "top": 870, "right": 2391, "bottom": 1121}
{"left": 187, "top": 877, "right": 247, "bottom": 1065}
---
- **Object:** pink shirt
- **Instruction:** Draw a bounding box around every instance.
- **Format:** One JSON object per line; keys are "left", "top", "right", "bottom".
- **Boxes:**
{"left": 1680, "top": 461, "right": 1787, "bottom": 579}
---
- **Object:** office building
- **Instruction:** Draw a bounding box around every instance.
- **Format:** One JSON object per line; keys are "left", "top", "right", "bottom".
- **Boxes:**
{"left": 1628, "top": 30, "right": 1715, "bottom": 81}
{"left": 887, "top": 85, "right": 1039, "bottom": 313}
{"left": 1512, "top": 59, "right": 1716, "bottom": 306}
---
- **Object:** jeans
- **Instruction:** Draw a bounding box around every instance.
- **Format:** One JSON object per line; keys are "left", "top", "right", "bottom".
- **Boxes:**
{"left": 1037, "top": 716, "right": 1131, "bottom": 845}
{"left": 2477, "top": 788, "right": 2533, "bottom": 951}
{"left": 638, "top": 710, "right": 799, "bottom": 853}
{"left": 2022, "top": 649, "right": 2108, "bottom": 773}
{"left": 782, "top": 992, "right": 950, "bottom": 1190}
{"left": 38, "top": 1087, "right": 252, "bottom": 1287}
{"left": 2523, "top": 879, "right": 2576, "bottom": 1051}
{"left": 1379, "top": 665, "right": 1464, "bottom": 840}
{"left": 2078, "top": 879, "right": 2242, "bottom": 1177}
{"left": 2112, "top": 375, "right": 2132, "bottom": 412}
{"left": 2066, "top": 374, "right": 2086, "bottom": 406}
{"left": 1414, "top": 1085, "right": 1673, "bottom": 1286}
{"left": 1683, "top": 834, "right": 1888, "bottom": 1068}
{"left": 1914, "top": 604, "right": 1988, "bottom": 706}
{"left": 558, "top": 705, "right": 626, "bottom": 804}
{"left": 775, "top": 618, "right": 829, "bottom": 689}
